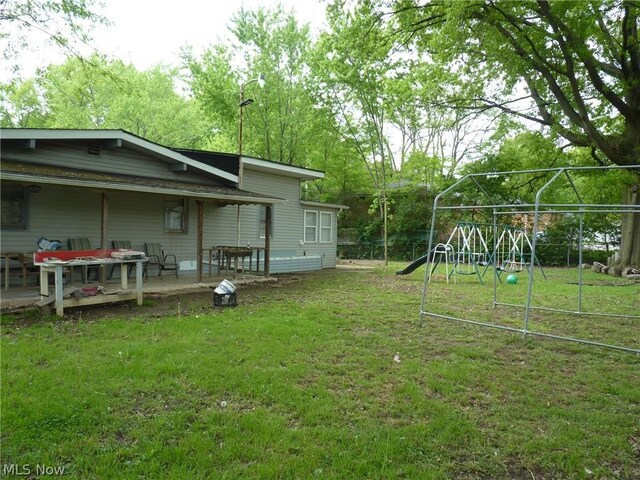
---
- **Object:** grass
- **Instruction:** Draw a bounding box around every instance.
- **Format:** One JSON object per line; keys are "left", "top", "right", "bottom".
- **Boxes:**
{"left": 1, "top": 265, "right": 639, "bottom": 479}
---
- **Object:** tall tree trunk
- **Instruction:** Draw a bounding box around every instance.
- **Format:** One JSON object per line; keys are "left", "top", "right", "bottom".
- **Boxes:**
{"left": 619, "top": 184, "right": 640, "bottom": 267}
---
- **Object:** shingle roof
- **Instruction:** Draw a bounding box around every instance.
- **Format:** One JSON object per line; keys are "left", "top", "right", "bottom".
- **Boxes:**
{"left": 1, "top": 161, "right": 284, "bottom": 205}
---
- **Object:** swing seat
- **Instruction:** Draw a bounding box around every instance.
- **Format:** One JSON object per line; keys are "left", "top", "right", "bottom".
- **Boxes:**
{"left": 455, "top": 269, "right": 477, "bottom": 275}
{"left": 496, "top": 261, "right": 526, "bottom": 283}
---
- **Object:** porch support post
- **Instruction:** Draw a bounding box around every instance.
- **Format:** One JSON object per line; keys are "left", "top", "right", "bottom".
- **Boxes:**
{"left": 236, "top": 205, "right": 241, "bottom": 247}
{"left": 101, "top": 193, "right": 109, "bottom": 249}
{"left": 265, "top": 205, "right": 271, "bottom": 276}
{"left": 101, "top": 193, "right": 109, "bottom": 284}
{"left": 196, "top": 200, "right": 204, "bottom": 283}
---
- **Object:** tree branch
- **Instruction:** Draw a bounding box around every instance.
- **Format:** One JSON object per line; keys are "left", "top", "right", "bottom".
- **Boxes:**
{"left": 590, "top": 146, "right": 608, "bottom": 166}
{"left": 622, "top": 1, "right": 640, "bottom": 77}
{"left": 536, "top": 0, "right": 632, "bottom": 118}
{"left": 593, "top": 1, "right": 625, "bottom": 67}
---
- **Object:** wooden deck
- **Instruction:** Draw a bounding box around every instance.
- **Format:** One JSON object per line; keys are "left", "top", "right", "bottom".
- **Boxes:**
{"left": 0, "top": 270, "right": 273, "bottom": 313}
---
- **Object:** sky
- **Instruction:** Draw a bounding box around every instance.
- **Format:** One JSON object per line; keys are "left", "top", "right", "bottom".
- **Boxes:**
{"left": 3, "top": 0, "right": 328, "bottom": 80}
{"left": 91, "top": 0, "right": 328, "bottom": 70}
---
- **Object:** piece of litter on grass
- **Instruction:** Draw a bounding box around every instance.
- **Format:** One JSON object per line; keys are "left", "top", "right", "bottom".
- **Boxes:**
{"left": 220, "top": 401, "right": 228, "bottom": 408}
{"left": 393, "top": 353, "right": 401, "bottom": 363}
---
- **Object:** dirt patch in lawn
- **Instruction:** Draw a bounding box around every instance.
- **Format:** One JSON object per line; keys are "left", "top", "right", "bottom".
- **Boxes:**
{"left": 5, "top": 266, "right": 410, "bottom": 326}
{"left": 4, "top": 274, "right": 310, "bottom": 325}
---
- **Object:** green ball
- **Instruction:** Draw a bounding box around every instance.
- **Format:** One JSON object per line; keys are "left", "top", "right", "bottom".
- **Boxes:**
{"left": 506, "top": 274, "right": 518, "bottom": 284}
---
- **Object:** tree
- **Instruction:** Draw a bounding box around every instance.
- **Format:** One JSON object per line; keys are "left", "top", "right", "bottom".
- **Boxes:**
{"left": 184, "top": 6, "right": 369, "bottom": 205}
{"left": 185, "top": 6, "right": 326, "bottom": 168}
{"left": 1, "top": 55, "right": 211, "bottom": 148}
{"left": 313, "top": 0, "right": 401, "bottom": 264}
{"left": 229, "top": 6, "right": 317, "bottom": 167}
{"left": 0, "top": 78, "right": 47, "bottom": 127}
{"left": 391, "top": 0, "right": 640, "bottom": 266}
{"left": 384, "top": 60, "right": 492, "bottom": 178}
{"left": 182, "top": 45, "right": 240, "bottom": 153}
{"left": 1, "top": 0, "right": 107, "bottom": 76}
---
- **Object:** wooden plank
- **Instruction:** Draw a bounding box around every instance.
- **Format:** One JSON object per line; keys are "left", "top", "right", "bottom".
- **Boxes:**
{"left": 35, "top": 297, "right": 55, "bottom": 307}
{"left": 63, "top": 291, "right": 138, "bottom": 308}
{"left": 34, "top": 249, "right": 117, "bottom": 263}
{"left": 36, "top": 286, "right": 80, "bottom": 307}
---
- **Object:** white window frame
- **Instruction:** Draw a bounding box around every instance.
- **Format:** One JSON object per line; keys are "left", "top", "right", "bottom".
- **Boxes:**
{"left": 164, "top": 198, "right": 188, "bottom": 233}
{"left": 304, "top": 210, "right": 318, "bottom": 243}
{"left": 319, "top": 211, "right": 333, "bottom": 244}
{"left": 258, "top": 205, "right": 274, "bottom": 239}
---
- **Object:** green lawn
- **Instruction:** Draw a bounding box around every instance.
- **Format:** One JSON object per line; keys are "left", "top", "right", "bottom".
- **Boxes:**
{"left": 1, "top": 265, "right": 639, "bottom": 479}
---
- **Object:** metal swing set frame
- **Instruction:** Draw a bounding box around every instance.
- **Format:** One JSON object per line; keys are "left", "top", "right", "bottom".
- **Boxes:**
{"left": 420, "top": 165, "right": 640, "bottom": 354}
{"left": 429, "top": 221, "right": 546, "bottom": 284}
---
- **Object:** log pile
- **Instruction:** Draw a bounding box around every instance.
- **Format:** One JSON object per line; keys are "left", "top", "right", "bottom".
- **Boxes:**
{"left": 591, "top": 261, "right": 640, "bottom": 279}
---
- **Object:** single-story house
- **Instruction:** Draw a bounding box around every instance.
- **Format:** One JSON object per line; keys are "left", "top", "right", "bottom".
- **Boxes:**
{"left": 0, "top": 128, "right": 347, "bottom": 283}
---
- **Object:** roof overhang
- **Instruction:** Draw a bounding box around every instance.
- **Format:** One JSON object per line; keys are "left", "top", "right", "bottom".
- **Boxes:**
{"left": 1, "top": 161, "right": 284, "bottom": 205}
{"left": 300, "top": 200, "right": 349, "bottom": 210}
{"left": 1, "top": 128, "right": 239, "bottom": 184}
{"left": 243, "top": 157, "right": 324, "bottom": 181}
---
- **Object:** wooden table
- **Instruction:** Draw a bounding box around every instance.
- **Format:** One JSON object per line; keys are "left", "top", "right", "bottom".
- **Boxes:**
{"left": 1, "top": 252, "right": 34, "bottom": 290}
{"left": 37, "top": 258, "right": 146, "bottom": 317}
{"left": 206, "top": 246, "right": 265, "bottom": 276}
{"left": 34, "top": 249, "right": 147, "bottom": 317}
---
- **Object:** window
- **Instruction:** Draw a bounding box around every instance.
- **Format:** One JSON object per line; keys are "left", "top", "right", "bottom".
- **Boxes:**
{"left": 304, "top": 210, "right": 334, "bottom": 244}
{"left": 258, "top": 205, "right": 274, "bottom": 239}
{"left": 164, "top": 198, "right": 187, "bottom": 233}
{"left": 1, "top": 183, "right": 28, "bottom": 229}
{"left": 304, "top": 210, "right": 318, "bottom": 243}
{"left": 320, "top": 212, "right": 333, "bottom": 243}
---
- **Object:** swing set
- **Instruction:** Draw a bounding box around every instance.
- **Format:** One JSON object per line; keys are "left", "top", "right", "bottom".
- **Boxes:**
{"left": 426, "top": 221, "right": 545, "bottom": 284}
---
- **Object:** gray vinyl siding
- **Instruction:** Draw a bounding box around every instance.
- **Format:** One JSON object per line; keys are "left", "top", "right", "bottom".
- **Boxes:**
{"left": 259, "top": 256, "right": 323, "bottom": 273}
{"left": 4, "top": 140, "right": 223, "bottom": 186}
{"left": 300, "top": 207, "right": 339, "bottom": 268}
{"left": 242, "top": 169, "right": 339, "bottom": 269}
{"left": 0, "top": 185, "right": 199, "bottom": 261}
{"left": 1, "top": 184, "right": 104, "bottom": 252}
{"left": 243, "top": 169, "right": 305, "bottom": 254}
{"left": 2, "top": 140, "right": 341, "bottom": 273}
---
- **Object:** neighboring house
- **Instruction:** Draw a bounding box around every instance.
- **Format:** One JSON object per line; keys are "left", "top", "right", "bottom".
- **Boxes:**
{"left": 0, "top": 129, "right": 347, "bottom": 279}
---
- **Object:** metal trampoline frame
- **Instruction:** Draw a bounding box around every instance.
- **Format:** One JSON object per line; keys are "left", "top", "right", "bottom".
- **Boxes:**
{"left": 420, "top": 165, "right": 640, "bottom": 353}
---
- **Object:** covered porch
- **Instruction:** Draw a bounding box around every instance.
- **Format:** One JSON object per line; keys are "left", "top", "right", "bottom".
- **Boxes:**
{"left": 1, "top": 159, "right": 281, "bottom": 280}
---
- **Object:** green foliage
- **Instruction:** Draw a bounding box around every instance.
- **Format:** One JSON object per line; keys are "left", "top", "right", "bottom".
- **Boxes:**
{"left": 461, "top": 132, "right": 574, "bottom": 208}
{"left": 397, "top": 151, "right": 443, "bottom": 188}
{"left": 313, "top": 0, "right": 397, "bottom": 188}
{"left": 184, "top": 6, "right": 371, "bottom": 204}
{"left": 227, "top": 6, "right": 321, "bottom": 168}
{"left": 1, "top": 0, "right": 108, "bottom": 75}
{"left": 391, "top": 0, "right": 640, "bottom": 166}
{"left": 2, "top": 54, "right": 211, "bottom": 148}
{"left": 182, "top": 45, "right": 240, "bottom": 152}
{"left": 0, "top": 79, "right": 47, "bottom": 127}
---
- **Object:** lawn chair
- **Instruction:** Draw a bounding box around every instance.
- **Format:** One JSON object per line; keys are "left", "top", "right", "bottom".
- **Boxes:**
{"left": 144, "top": 243, "right": 178, "bottom": 278}
{"left": 109, "top": 240, "right": 134, "bottom": 279}
{"left": 67, "top": 238, "right": 101, "bottom": 283}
